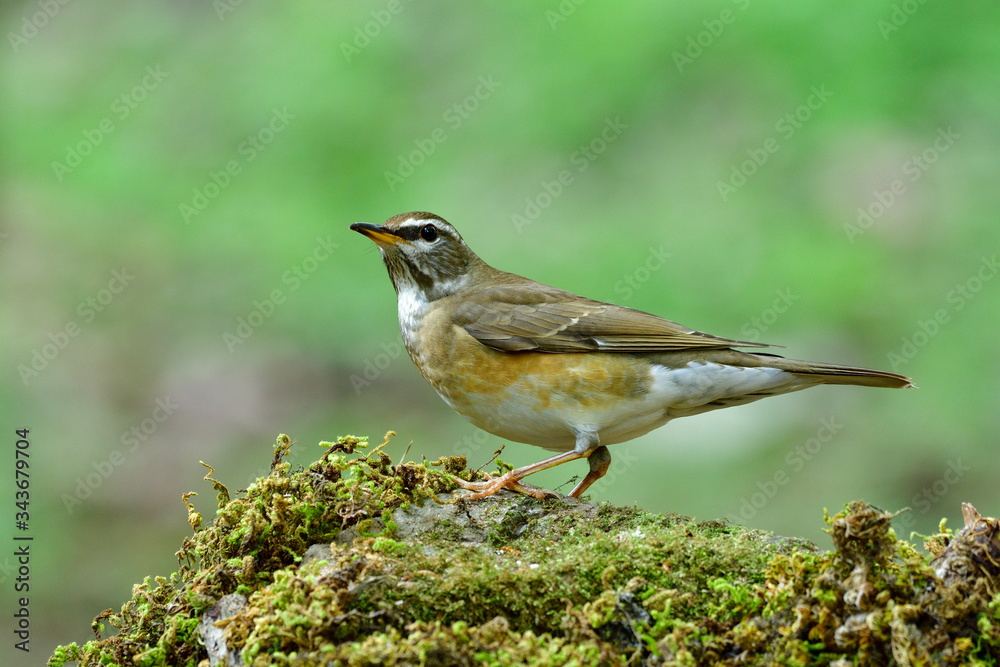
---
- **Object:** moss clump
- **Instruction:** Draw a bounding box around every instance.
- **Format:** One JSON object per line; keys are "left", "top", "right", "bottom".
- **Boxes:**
{"left": 734, "top": 501, "right": 1000, "bottom": 665}
{"left": 48, "top": 432, "right": 454, "bottom": 667}
{"left": 49, "top": 435, "right": 1000, "bottom": 666}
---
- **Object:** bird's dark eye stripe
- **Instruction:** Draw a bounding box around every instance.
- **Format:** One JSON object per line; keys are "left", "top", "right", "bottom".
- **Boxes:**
{"left": 395, "top": 221, "right": 443, "bottom": 242}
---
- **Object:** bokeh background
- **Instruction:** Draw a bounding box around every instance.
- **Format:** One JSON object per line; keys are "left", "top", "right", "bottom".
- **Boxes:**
{"left": 2, "top": 0, "right": 998, "bottom": 659}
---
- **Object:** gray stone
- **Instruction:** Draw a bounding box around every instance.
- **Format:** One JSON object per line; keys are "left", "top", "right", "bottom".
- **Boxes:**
{"left": 200, "top": 593, "right": 247, "bottom": 667}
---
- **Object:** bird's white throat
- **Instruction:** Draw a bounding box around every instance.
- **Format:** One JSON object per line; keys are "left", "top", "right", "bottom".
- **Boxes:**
{"left": 395, "top": 282, "right": 430, "bottom": 352}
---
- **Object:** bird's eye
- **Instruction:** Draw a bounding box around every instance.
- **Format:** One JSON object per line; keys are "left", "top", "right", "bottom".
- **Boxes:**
{"left": 420, "top": 224, "right": 438, "bottom": 242}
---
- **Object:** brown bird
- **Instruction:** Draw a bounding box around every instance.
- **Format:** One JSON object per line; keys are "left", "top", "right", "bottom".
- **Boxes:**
{"left": 351, "top": 212, "right": 913, "bottom": 499}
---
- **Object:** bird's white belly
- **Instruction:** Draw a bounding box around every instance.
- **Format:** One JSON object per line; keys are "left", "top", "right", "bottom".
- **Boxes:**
{"left": 442, "top": 360, "right": 798, "bottom": 452}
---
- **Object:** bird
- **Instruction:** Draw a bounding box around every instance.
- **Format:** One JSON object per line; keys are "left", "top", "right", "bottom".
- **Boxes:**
{"left": 350, "top": 212, "right": 913, "bottom": 500}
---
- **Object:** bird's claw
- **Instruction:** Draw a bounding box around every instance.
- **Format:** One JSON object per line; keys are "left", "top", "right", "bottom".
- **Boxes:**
{"left": 452, "top": 472, "right": 551, "bottom": 500}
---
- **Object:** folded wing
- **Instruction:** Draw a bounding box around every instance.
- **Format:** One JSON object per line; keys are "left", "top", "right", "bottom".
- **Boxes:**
{"left": 453, "top": 281, "right": 774, "bottom": 353}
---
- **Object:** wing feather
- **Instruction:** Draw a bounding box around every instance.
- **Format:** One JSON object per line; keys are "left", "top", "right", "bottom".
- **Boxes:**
{"left": 453, "top": 279, "right": 774, "bottom": 353}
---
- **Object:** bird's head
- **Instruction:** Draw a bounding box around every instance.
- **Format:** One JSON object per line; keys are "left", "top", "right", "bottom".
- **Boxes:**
{"left": 350, "top": 212, "right": 485, "bottom": 301}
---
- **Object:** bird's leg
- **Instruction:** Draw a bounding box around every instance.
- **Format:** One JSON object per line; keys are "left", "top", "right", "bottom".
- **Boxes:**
{"left": 568, "top": 445, "right": 610, "bottom": 498}
{"left": 453, "top": 468, "right": 552, "bottom": 499}
{"left": 453, "top": 430, "right": 601, "bottom": 500}
{"left": 452, "top": 449, "right": 585, "bottom": 499}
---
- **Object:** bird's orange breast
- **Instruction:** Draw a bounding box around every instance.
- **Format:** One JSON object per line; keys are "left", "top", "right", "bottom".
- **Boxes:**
{"left": 403, "top": 304, "right": 657, "bottom": 448}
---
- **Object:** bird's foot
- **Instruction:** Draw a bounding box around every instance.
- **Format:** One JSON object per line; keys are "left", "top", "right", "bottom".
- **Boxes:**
{"left": 452, "top": 471, "right": 552, "bottom": 500}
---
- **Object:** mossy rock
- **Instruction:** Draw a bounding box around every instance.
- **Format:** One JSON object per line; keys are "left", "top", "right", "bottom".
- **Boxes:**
{"left": 49, "top": 434, "right": 1000, "bottom": 666}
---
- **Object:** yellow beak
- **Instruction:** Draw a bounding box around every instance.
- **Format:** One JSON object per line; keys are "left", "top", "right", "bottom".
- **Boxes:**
{"left": 350, "top": 222, "right": 409, "bottom": 247}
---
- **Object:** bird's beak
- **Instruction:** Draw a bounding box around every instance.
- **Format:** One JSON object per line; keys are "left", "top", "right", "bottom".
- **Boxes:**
{"left": 350, "top": 222, "right": 408, "bottom": 247}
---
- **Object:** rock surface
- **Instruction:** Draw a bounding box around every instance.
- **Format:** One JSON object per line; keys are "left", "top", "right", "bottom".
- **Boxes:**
{"left": 46, "top": 434, "right": 1000, "bottom": 667}
{"left": 200, "top": 594, "right": 248, "bottom": 667}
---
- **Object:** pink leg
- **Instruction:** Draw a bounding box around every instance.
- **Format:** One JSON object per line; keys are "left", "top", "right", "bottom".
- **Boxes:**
{"left": 453, "top": 442, "right": 608, "bottom": 500}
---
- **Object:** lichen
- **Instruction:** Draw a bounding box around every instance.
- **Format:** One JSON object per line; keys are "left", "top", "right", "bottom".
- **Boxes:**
{"left": 48, "top": 434, "right": 1000, "bottom": 666}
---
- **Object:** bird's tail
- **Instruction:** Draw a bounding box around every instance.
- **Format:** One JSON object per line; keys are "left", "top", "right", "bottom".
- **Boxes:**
{"left": 755, "top": 354, "right": 914, "bottom": 389}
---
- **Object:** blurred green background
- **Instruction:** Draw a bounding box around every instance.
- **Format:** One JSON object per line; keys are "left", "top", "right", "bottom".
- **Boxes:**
{"left": 2, "top": 0, "right": 998, "bottom": 659}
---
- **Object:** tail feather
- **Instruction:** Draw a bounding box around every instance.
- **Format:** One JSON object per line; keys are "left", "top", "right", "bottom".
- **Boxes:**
{"left": 757, "top": 355, "right": 914, "bottom": 389}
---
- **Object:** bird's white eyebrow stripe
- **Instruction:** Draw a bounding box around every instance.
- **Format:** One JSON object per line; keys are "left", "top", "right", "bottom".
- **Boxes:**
{"left": 389, "top": 218, "right": 443, "bottom": 243}
{"left": 402, "top": 219, "right": 446, "bottom": 236}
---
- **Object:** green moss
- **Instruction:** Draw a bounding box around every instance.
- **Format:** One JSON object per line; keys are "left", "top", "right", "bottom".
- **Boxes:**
{"left": 370, "top": 536, "right": 410, "bottom": 554}
{"left": 49, "top": 435, "right": 1000, "bottom": 666}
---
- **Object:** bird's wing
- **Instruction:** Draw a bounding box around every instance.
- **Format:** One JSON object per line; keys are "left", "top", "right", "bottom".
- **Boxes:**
{"left": 453, "top": 281, "right": 775, "bottom": 353}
